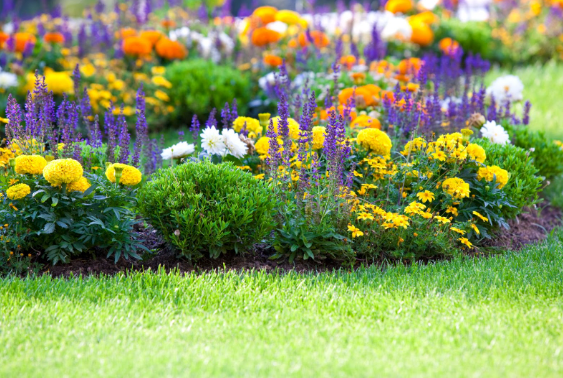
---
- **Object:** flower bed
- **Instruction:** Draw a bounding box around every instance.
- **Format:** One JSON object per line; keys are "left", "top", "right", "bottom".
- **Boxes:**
{"left": 1, "top": 1, "right": 563, "bottom": 275}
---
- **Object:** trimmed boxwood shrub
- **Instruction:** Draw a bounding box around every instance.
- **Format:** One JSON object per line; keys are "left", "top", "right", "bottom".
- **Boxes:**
{"left": 165, "top": 59, "right": 252, "bottom": 123}
{"left": 504, "top": 124, "right": 563, "bottom": 181}
{"left": 475, "top": 138, "right": 544, "bottom": 219}
{"left": 137, "top": 161, "right": 277, "bottom": 259}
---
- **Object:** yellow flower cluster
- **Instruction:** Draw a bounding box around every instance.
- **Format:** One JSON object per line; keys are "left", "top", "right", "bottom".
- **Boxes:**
{"left": 105, "top": 163, "right": 142, "bottom": 186}
{"left": 233, "top": 117, "right": 262, "bottom": 136}
{"left": 427, "top": 132, "right": 467, "bottom": 161}
{"left": 466, "top": 143, "right": 487, "bottom": 163}
{"left": 270, "top": 116, "right": 301, "bottom": 139}
{"left": 477, "top": 165, "right": 510, "bottom": 189}
{"left": 356, "top": 128, "right": 392, "bottom": 156}
{"left": 67, "top": 177, "right": 91, "bottom": 193}
{"left": 6, "top": 183, "right": 31, "bottom": 200}
{"left": 14, "top": 155, "right": 48, "bottom": 175}
{"left": 311, "top": 126, "right": 326, "bottom": 150}
{"left": 255, "top": 137, "right": 271, "bottom": 157}
{"left": 401, "top": 137, "right": 427, "bottom": 156}
{"left": 442, "top": 177, "right": 470, "bottom": 199}
{"left": 43, "top": 159, "right": 83, "bottom": 185}
{"left": 0, "top": 148, "right": 15, "bottom": 167}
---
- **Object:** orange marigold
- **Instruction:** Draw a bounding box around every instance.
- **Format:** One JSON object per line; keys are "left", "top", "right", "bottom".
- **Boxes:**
{"left": 252, "top": 6, "right": 278, "bottom": 25}
{"left": 43, "top": 32, "right": 65, "bottom": 44}
{"left": 409, "top": 21, "right": 434, "bottom": 46}
{"left": 13, "top": 32, "right": 36, "bottom": 53}
{"left": 117, "top": 27, "right": 137, "bottom": 39}
{"left": 123, "top": 36, "right": 152, "bottom": 57}
{"left": 140, "top": 30, "right": 163, "bottom": 46}
{"left": 439, "top": 37, "right": 460, "bottom": 56}
{"left": 263, "top": 54, "right": 283, "bottom": 67}
{"left": 298, "top": 30, "right": 330, "bottom": 48}
{"left": 0, "top": 32, "right": 8, "bottom": 48}
{"left": 251, "top": 27, "right": 281, "bottom": 47}
{"left": 351, "top": 115, "right": 381, "bottom": 129}
{"left": 340, "top": 55, "right": 357, "bottom": 70}
{"left": 397, "top": 58, "right": 422, "bottom": 75}
{"left": 161, "top": 19, "right": 176, "bottom": 28}
{"left": 338, "top": 86, "right": 379, "bottom": 108}
{"left": 155, "top": 37, "right": 187, "bottom": 60}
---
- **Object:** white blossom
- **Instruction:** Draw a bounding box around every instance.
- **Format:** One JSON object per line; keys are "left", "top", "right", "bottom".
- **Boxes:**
{"left": 200, "top": 126, "right": 226, "bottom": 155}
{"left": 480, "top": 121, "right": 511, "bottom": 145}
{"left": 161, "top": 141, "right": 195, "bottom": 160}
{"left": 486, "top": 75, "right": 524, "bottom": 104}
{"left": 222, "top": 129, "right": 248, "bottom": 158}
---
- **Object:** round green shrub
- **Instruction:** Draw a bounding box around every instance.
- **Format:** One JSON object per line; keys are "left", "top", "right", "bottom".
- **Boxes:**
{"left": 504, "top": 124, "right": 563, "bottom": 181}
{"left": 165, "top": 59, "right": 253, "bottom": 123}
{"left": 137, "top": 161, "right": 277, "bottom": 259}
{"left": 475, "top": 138, "right": 544, "bottom": 219}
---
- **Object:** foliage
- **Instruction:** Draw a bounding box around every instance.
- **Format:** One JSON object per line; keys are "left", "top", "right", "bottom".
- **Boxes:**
{"left": 436, "top": 19, "right": 495, "bottom": 61}
{"left": 504, "top": 123, "right": 563, "bottom": 181}
{"left": 475, "top": 137, "right": 544, "bottom": 219}
{"left": 137, "top": 161, "right": 277, "bottom": 259}
{"left": 166, "top": 59, "right": 252, "bottom": 122}
{"left": 0, "top": 165, "right": 147, "bottom": 266}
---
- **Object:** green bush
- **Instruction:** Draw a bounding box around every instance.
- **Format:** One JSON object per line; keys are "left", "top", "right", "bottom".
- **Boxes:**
{"left": 435, "top": 19, "right": 494, "bottom": 60}
{"left": 165, "top": 59, "right": 252, "bottom": 123}
{"left": 137, "top": 161, "right": 277, "bottom": 259}
{"left": 0, "top": 171, "right": 146, "bottom": 266}
{"left": 504, "top": 124, "right": 563, "bottom": 181}
{"left": 475, "top": 138, "right": 544, "bottom": 219}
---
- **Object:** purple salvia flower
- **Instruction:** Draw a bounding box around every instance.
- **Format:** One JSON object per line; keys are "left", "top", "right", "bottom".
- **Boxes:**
{"left": 132, "top": 85, "right": 148, "bottom": 168}
{"left": 118, "top": 117, "right": 131, "bottom": 164}
{"left": 206, "top": 108, "right": 217, "bottom": 128}
{"left": 230, "top": 99, "right": 238, "bottom": 121}
{"left": 178, "top": 130, "right": 185, "bottom": 142}
{"left": 190, "top": 115, "right": 200, "bottom": 143}
{"left": 523, "top": 101, "right": 531, "bottom": 125}
{"left": 221, "top": 102, "right": 231, "bottom": 129}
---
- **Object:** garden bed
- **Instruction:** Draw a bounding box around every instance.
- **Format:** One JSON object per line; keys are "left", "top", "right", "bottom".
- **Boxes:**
{"left": 43, "top": 203, "right": 561, "bottom": 278}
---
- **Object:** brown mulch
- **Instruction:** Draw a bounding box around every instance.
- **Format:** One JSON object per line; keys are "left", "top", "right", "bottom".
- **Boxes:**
{"left": 480, "top": 203, "right": 562, "bottom": 251}
{"left": 43, "top": 203, "right": 562, "bottom": 278}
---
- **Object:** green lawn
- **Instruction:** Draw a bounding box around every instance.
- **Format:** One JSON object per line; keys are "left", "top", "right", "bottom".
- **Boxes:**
{"left": 2, "top": 231, "right": 563, "bottom": 377}
{"left": 486, "top": 61, "right": 563, "bottom": 140}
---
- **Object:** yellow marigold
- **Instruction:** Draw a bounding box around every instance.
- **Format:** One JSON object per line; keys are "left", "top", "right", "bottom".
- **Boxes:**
{"left": 356, "top": 128, "right": 392, "bottom": 156}
{"left": 312, "top": 126, "right": 326, "bottom": 150}
{"left": 15, "top": 155, "right": 47, "bottom": 175}
{"left": 67, "top": 177, "right": 91, "bottom": 193}
{"left": 151, "top": 75, "right": 172, "bottom": 88}
{"left": 44, "top": 72, "right": 74, "bottom": 95}
{"left": 105, "top": 163, "right": 142, "bottom": 186}
{"left": 271, "top": 116, "right": 300, "bottom": 139}
{"left": 43, "top": 159, "right": 83, "bottom": 185}
{"left": 6, "top": 183, "right": 31, "bottom": 200}
{"left": 477, "top": 165, "right": 510, "bottom": 189}
{"left": 154, "top": 90, "right": 169, "bottom": 102}
{"left": 0, "top": 148, "right": 15, "bottom": 167}
{"left": 255, "top": 137, "right": 271, "bottom": 156}
{"left": 275, "top": 10, "right": 300, "bottom": 25}
{"left": 401, "top": 137, "right": 427, "bottom": 156}
{"left": 467, "top": 143, "right": 486, "bottom": 163}
{"left": 233, "top": 117, "right": 262, "bottom": 135}
{"left": 385, "top": 0, "right": 413, "bottom": 14}
{"left": 442, "top": 177, "right": 470, "bottom": 199}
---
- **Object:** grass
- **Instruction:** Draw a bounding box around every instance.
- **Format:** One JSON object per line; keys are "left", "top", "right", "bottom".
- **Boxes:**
{"left": 486, "top": 61, "right": 563, "bottom": 140}
{"left": 2, "top": 231, "right": 563, "bottom": 377}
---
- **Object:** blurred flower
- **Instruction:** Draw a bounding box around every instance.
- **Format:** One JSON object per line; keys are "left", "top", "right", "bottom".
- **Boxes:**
{"left": 123, "top": 36, "right": 152, "bottom": 57}
{"left": 161, "top": 141, "right": 195, "bottom": 160}
{"left": 486, "top": 75, "right": 524, "bottom": 103}
{"left": 201, "top": 126, "right": 226, "bottom": 155}
{"left": 155, "top": 37, "right": 187, "bottom": 60}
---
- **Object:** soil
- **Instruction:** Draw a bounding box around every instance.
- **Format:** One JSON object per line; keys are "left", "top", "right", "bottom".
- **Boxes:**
{"left": 43, "top": 203, "right": 562, "bottom": 278}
